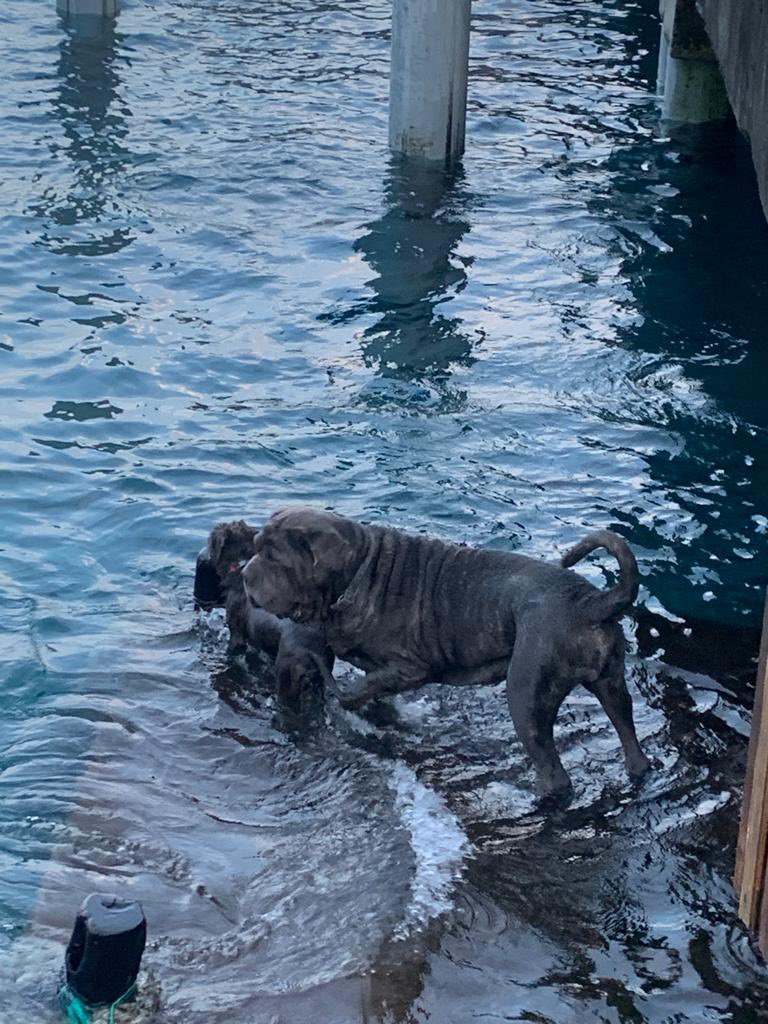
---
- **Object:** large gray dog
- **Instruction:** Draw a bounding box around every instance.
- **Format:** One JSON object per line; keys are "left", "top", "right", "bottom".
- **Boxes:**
{"left": 242, "top": 508, "right": 650, "bottom": 799}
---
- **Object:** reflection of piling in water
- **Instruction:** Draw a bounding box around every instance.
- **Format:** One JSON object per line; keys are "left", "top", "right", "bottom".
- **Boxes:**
{"left": 389, "top": 0, "right": 471, "bottom": 163}
{"left": 323, "top": 160, "right": 476, "bottom": 380}
{"left": 54, "top": 0, "right": 124, "bottom": 167}
{"left": 40, "top": 0, "right": 131, "bottom": 257}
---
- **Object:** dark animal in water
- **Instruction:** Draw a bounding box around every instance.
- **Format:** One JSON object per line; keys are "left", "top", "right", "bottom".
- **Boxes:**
{"left": 243, "top": 507, "right": 650, "bottom": 799}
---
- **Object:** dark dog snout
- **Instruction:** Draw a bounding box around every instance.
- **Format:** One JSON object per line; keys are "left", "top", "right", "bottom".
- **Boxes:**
{"left": 194, "top": 547, "right": 224, "bottom": 610}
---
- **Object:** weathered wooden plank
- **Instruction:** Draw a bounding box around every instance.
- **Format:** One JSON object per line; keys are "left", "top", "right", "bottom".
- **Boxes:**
{"left": 736, "top": 590, "right": 768, "bottom": 931}
{"left": 735, "top": 591, "right": 768, "bottom": 892}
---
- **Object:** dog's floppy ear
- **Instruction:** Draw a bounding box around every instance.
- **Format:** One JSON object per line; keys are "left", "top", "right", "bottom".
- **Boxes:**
{"left": 305, "top": 516, "right": 361, "bottom": 575}
{"left": 269, "top": 508, "right": 363, "bottom": 580}
{"left": 207, "top": 524, "right": 228, "bottom": 565}
{"left": 208, "top": 520, "right": 258, "bottom": 569}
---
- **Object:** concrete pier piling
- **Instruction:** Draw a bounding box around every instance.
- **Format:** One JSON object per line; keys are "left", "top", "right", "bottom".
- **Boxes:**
{"left": 389, "top": 0, "right": 471, "bottom": 163}
{"left": 658, "top": 0, "right": 768, "bottom": 222}
{"left": 697, "top": 0, "right": 768, "bottom": 222}
{"left": 57, "top": 0, "right": 120, "bottom": 16}
{"left": 658, "top": 0, "right": 730, "bottom": 123}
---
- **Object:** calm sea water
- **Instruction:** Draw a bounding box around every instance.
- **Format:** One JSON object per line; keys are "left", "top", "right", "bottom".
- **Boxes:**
{"left": 2, "top": 0, "right": 768, "bottom": 1021}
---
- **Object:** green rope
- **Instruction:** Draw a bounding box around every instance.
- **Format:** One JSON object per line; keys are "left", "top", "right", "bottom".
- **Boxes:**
{"left": 59, "top": 982, "right": 137, "bottom": 1024}
{"left": 108, "top": 983, "right": 136, "bottom": 1024}
{"left": 60, "top": 985, "right": 91, "bottom": 1024}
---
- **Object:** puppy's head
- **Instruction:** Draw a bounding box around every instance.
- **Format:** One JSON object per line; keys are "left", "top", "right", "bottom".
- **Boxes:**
{"left": 194, "top": 520, "right": 259, "bottom": 610}
{"left": 242, "top": 507, "right": 365, "bottom": 623}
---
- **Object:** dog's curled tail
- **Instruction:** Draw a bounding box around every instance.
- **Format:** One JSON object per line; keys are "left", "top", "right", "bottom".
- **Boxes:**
{"left": 560, "top": 530, "right": 639, "bottom": 622}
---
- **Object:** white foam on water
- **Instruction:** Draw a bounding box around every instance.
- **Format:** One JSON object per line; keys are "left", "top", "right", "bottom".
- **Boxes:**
{"left": 392, "top": 693, "right": 439, "bottom": 726}
{"left": 389, "top": 763, "right": 470, "bottom": 939}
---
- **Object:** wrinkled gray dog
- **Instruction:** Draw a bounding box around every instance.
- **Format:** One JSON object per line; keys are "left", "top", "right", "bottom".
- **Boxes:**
{"left": 195, "top": 520, "right": 333, "bottom": 704}
{"left": 242, "top": 507, "right": 650, "bottom": 798}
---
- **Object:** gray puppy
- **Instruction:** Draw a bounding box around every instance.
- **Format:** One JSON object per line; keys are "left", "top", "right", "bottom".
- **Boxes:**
{"left": 242, "top": 508, "right": 650, "bottom": 798}
{"left": 195, "top": 520, "right": 333, "bottom": 704}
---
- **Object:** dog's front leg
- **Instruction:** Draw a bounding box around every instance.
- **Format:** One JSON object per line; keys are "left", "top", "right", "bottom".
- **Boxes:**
{"left": 226, "top": 601, "right": 249, "bottom": 655}
{"left": 344, "top": 666, "right": 429, "bottom": 710}
{"left": 310, "top": 656, "right": 426, "bottom": 710}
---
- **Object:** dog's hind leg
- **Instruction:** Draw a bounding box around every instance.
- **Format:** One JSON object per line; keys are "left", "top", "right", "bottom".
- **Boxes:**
{"left": 584, "top": 649, "right": 650, "bottom": 781}
{"left": 506, "top": 639, "right": 573, "bottom": 801}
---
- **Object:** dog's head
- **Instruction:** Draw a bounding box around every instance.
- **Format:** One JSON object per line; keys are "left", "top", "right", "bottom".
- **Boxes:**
{"left": 242, "top": 507, "right": 366, "bottom": 623}
{"left": 194, "top": 520, "right": 259, "bottom": 610}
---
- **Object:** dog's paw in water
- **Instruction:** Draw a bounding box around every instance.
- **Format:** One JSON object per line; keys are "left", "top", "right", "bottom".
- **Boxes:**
{"left": 337, "top": 691, "right": 368, "bottom": 713}
{"left": 627, "top": 750, "right": 653, "bottom": 781}
{"left": 535, "top": 778, "right": 575, "bottom": 812}
{"left": 357, "top": 697, "right": 404, "bottom": 729}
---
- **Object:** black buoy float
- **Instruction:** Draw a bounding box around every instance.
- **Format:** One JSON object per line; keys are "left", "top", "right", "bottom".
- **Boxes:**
{"left": 60, "top": 893, "right": 146, "bottom": 1020}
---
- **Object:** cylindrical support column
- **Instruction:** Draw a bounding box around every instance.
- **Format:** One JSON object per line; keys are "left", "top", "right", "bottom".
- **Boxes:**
{"left": 660, "top": 49, "right": 730, "bottom": 121}
{"left": 389, "top": 0, "right": 471, "bottom": 163}
{"left": 57, "top": 0, "right": 120, "bottom": 16}
{"left": 658, "top": 0, "right": 729, "bottom": 122}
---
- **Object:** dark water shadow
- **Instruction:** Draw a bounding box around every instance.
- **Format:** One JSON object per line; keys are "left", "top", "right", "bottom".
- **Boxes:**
{"left": 533, "top": 0, "right": 768, "bottom": 629}
{"left": 320, "top": 157, "right": 482, "bottom": 408}
{"left": 550, "top": 104, "right": 768, "bottom": 628}
{"left": 613, "top": 122, "right": 768, "bottom": 627}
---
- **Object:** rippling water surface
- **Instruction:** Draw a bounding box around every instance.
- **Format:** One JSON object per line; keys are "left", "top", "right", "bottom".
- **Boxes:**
{"left": 2, "top": 0, "right": 768, "bottom": 1020}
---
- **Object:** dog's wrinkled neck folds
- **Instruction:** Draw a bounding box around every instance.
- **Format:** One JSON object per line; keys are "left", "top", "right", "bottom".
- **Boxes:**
{"left": 328, "top": 529, "right": 375, "bottom": 616}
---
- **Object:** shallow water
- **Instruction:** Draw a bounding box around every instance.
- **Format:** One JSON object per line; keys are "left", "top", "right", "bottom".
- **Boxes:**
{"left": 2, "top": 0, "right": 768, "bottom": 1020}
